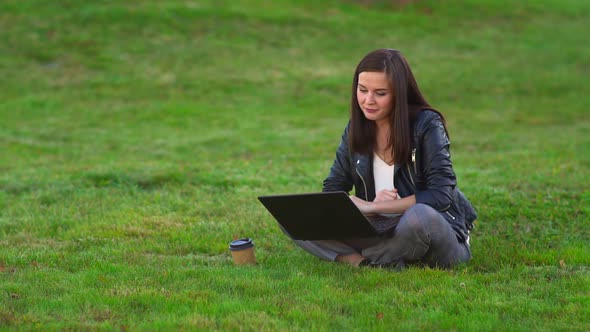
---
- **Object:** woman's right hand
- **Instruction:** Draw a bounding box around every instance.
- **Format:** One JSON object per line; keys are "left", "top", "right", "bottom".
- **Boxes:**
{"left": 374, "top": 189, "right": 400, "bottom": 202}
{"left": 349, "top": 195, "right": 375, "bottom": 215}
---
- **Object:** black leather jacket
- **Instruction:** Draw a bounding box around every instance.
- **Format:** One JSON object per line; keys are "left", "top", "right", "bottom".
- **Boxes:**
{"left": 323, "top": 110, "right": 474, "bottom": 242}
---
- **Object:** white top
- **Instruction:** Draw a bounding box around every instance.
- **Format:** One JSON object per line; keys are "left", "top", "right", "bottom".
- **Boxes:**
{"left": 373, "top": 154, "right": 402, "bottom": 217}
{"left": 373, "top": 153, "right": 395, "bottom": 193}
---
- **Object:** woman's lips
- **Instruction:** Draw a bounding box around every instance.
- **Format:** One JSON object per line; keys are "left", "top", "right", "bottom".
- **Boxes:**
{"left": 365, "top": 108, "right": 378, "bottom": 113}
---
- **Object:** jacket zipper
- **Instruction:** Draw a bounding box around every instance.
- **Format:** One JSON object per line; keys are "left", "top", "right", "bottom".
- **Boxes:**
{"left": 406, "top": 164, "right": 415, "bottom": 188}
{"left": 411, "top": 148, "right": 417, "bottom": 174}
{"left": 445, "top": 211, "right": 456, "bottom": 220}
{"left": 407, "top": 148, "right": 416, "bottom": 187}
{"left": 356, "top": 160, "right": 369, "bottom": 201}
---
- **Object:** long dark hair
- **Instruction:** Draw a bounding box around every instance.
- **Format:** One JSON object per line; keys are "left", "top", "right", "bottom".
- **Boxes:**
{"left": 349, "top": 48, "right": 445, "bottom": 164}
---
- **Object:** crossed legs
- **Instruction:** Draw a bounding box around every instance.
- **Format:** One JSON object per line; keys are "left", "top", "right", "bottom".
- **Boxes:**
{"left": 290, "top": 204, "right": 471, "bottom": 269}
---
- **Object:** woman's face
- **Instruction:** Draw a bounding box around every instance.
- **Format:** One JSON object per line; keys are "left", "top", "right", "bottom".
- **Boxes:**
{"left": 356, "top": 71, "right": 394, "bottom": 126}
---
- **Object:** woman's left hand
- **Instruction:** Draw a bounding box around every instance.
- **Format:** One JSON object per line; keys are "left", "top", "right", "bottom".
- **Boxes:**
{"left": 349, "top": 195, "right": 375, "bottom": 215}
{"left": 374, "top": 189, "right": 400, "bottom": 202}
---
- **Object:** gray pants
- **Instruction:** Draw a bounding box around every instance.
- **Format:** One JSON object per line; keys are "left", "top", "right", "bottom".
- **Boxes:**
{"left": 291, "top": 203, "right": 471, "bottom": 269}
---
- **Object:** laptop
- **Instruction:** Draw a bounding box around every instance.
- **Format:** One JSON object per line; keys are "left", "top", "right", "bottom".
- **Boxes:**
{"left": 257, "top": 191, "right": 400, "bottom": 240}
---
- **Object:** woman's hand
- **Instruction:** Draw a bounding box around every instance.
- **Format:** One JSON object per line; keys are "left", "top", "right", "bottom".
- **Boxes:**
{"left": 351, "top": 192, "right": 416, "bottom": 216}
{"left": 374, "top": 189, "right": 400, "bottom": 202}
{"left": 349, "top": 195, "right": 375, "bottom": 215}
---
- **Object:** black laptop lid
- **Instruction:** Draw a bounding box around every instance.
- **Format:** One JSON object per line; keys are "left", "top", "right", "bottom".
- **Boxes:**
{"left": 257, "top": 191, "right": 379, "bottom": 240}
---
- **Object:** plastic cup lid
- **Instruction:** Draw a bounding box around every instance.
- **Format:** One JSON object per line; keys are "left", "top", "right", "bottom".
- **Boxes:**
{"left": 229, "top": 238, "right": 254, "bottom": 251}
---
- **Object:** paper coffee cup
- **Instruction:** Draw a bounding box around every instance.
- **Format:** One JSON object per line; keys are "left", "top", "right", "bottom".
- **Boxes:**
{"left": 229, "top": 238, "right": 256, "bottom": 265}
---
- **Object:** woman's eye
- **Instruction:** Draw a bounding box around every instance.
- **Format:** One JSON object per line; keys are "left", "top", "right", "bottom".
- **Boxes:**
{"left": 376, "top": 92, "right": 386, "bottom": 96}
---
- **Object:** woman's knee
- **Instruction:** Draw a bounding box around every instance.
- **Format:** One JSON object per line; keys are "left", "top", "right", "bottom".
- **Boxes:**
{"left": 406, "top": 203, "right": 439, "bottom": 220}
{"left": 399, "top": 204, "right": 437, "bottom": 233}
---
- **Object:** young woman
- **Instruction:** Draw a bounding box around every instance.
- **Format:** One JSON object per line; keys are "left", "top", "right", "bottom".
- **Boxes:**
{"left": 292, "top": 49, "right": 476, "bottom": 269}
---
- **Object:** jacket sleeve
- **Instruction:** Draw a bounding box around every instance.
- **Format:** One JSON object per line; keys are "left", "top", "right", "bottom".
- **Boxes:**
{"left": 322, "top": 124, "right": 354, "bottom": 193}
{"left": 414, "top": 114, "right": 457, "bottom": 210}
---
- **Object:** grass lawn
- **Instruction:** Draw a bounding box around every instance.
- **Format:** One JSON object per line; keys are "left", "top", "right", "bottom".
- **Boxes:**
{"left": 0, "top": 0, "right": 589, "bottom": 330}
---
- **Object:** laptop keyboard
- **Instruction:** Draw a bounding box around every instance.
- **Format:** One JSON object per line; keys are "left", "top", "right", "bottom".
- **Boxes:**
{"left": 366, "top": 214, "right": 400, "bottom": 233}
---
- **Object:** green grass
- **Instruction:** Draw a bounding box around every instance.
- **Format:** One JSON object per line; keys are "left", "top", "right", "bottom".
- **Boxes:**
{"left": 1, "top": 0, "right": 589, "bottom": 330}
